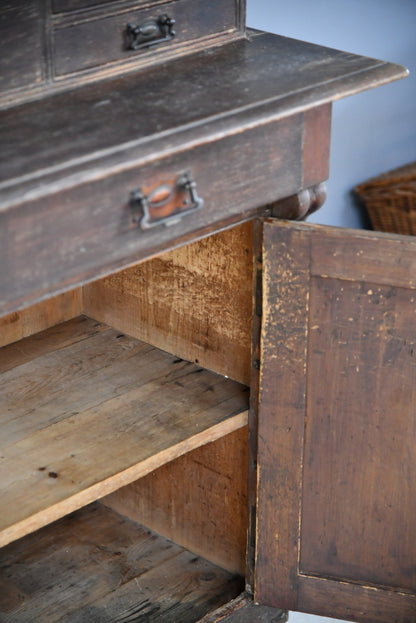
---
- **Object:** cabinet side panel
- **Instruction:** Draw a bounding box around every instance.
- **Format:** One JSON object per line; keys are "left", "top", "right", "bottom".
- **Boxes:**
{"left": 83, "top": 223, "right": 253, "bottom": 385}
{"left": 102, "top": 426, "right": 249, "bottom": 575}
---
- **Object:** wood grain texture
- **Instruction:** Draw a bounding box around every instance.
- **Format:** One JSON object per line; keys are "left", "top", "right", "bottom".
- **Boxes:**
{"left": 0, "top": 502, "right": 243, "bottom": 622}
{"left": 0, "top": 1, "right": 44, "bottom": 95}
{"left": 199, "top": 593, "right": 287, "bottom": 623}
{"left": 53, "top": 0, "right": 237, "bottom": 77}
{"left": 0, "top": 113, "right": 301, "bottom": 315}
{"left": 298, "top": 576, "right": 416, "bottom": 623}
{"left": 0, "top": 289, "right": 82, "bottom": 348}
{"left": 246, "top": 218, "right": 263, "bottom": 591}
{"left": 84, "top": 223, "right": 253, "bottom": 384}
{"left": 254, "top": 221, "right": 310, "bottom": 610}
{"left": 302, "top": 104, "right": 331, "bottom": 189}
{"left": 254, "top": 220, "right": 416, "bottom": 623}
{"left": 103, "top": 427, "right": 249, "bottom": 575}
{"left": 301, "top": 277, "right": 416, "bottom": 591}
{"left": 0, "top": 315, "right": 248, "bottom": 547}
{"left": 311, "top": 225, "right": 416, "bottom": 288}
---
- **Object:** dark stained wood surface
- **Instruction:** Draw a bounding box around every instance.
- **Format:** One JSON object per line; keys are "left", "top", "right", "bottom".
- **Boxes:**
{"left": 0, "top": 502, "right": 243, "bottom": 622}
{"left": 0, "top": 1, "right": 44, "bottom": 94}
{"left": 255, "top": 220, "right": 416, "bottom": 623}
{"left": 199, "top": 593, "right": 287, "bottom": 623}
{"left": 0, "top": 32, "right": 406, "bottom": 200}
{"left": 0, "top": 32, "right": 406, "bottom": 313}
{"left": 53, "top": 0, "right": 237, "bottom": 77}
{"left": 0, "top": 114, "right": 302, "bottom": 315}
{"left": 255, "top": 221, "right": 311, "bottom": 611}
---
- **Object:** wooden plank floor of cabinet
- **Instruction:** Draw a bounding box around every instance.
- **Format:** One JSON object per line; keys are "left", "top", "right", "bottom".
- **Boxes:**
{"left": 0, "top": 502, "right": 243, "bottom": 623}
{"left": 0, "top": 315, "right": 248, "bottom": 548}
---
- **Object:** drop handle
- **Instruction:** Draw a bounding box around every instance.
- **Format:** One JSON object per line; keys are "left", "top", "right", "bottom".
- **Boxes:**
{"left": 131, "top": 171, "right": 203, "bottom": 230}
{"left": 126, "top": 14, "right": 175, "bottom": 51}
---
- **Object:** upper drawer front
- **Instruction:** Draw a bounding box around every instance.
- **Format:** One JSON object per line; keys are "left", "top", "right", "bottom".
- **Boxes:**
{"left": 0, "top": 114, "right": 304, "bottom": 314}
{"left": 53, "top": 0, "right": 238, "bottom": 77}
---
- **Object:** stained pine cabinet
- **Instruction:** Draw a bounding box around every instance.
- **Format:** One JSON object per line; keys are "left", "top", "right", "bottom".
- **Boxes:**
{"left": 254, "top": 220, "right": 416, "bottom": 623}
{"left": 0, "top": 2, "right": 412, "bottom": 622}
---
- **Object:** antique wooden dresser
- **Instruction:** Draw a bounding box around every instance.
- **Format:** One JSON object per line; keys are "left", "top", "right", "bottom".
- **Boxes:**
{"left": 1, "top": 2, "right": 414, "bottom": 622}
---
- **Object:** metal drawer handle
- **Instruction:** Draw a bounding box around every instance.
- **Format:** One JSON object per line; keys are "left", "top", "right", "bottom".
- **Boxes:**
{"left": 131, "top": 171, "right": 203, "bottom": 230}
{"left": 126, "top": 14, "right": 175, "bottom": 51}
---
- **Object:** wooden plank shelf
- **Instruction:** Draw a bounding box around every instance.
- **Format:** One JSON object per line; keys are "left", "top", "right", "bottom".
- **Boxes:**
{"left": 0, "top": 502, "right": 244, "bottom": 622}
{"left": 0, "top": 315, "right": 248, "bottom": 548}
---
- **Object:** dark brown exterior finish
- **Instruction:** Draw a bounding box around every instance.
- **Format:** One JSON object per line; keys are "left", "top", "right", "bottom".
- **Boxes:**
{"left": 0, "top": 115, "right": 302, "bottom": 314}
{"left": 52, "top": 0, "right": 237, "bottom": 77}
{"left": 302, "top": 104, "right": 331, "bottom": 189}
{"left": 255, "top": 220, "right": 416, "bottom": 623}
{"left": 255, "top": 222, "right": 311, "bottom": 610}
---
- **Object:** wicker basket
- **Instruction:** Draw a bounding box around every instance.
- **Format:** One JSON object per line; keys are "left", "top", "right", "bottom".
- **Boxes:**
{"left": 354, "top": 162, "right": 416, "bottom": 235}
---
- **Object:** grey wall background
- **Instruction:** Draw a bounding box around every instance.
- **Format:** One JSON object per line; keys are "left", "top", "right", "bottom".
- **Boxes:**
{"left": 247, "top": 0, "right": 416, "bottom": 229}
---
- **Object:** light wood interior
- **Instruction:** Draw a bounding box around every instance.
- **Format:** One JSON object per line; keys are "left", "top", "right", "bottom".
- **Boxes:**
{"left": 103, "top": 426, "right": 249, "bottom": 575}
{"left": 0, "top": 225, "right": 252, "bottom": 620}
{"left": 0, "top": 315, "right": 248, "bottom": 548}
{"left": 83, "top": 222, "right": 253, "bottom": 385}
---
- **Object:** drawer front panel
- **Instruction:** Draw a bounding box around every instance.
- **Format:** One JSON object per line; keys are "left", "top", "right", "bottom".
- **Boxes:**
{"left": 0, "top": 115, "right": 303, "bottom": 313}
{"left": 53, "top": 0, "right": 237, "bottom": 77}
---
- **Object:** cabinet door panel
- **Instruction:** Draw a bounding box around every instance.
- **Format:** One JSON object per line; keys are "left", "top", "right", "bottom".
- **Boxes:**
{"left": 255, "top": 220, "right": 416, "bottom": 623}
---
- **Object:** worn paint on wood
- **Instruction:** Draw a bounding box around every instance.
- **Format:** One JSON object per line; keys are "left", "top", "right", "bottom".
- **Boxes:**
{"left": 254, "top": 220, "right": 416, "bottom": 623}
{"left": 199, "top": 593, "right": 287, "bottom": 622}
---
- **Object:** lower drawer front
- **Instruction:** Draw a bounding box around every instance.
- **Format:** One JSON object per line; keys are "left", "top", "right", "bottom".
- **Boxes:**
{"left": 0, "top": 115, "right": 303, "bottom": 313}
{"left": 53, "top": 0, "right": 237, "bottom": 77}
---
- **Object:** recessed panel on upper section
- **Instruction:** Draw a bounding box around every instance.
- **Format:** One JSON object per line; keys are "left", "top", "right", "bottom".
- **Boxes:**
{"left": 0, "top": 0, "right": 244, "bottom": 107}
{"left": 52, "top": 0, "right": 239, "bottom": 78}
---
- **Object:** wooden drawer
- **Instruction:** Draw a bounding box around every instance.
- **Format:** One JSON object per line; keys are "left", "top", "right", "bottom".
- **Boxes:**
{"left": 0, "top": 31, "right": 404, "bottom": 313}
{"left": 0, "top": 114, "right": 304, "bottom": 313}
{"left": 52, "top": 0, "right": 239, "bottom": 77}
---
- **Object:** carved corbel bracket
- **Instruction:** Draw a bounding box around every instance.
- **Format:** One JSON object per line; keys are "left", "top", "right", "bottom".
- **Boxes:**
{"left": 268, "top": 182, "right": 327, "bottom": 221}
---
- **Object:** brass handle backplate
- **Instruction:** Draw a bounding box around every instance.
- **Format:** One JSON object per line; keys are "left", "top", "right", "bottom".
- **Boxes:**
{"left": 130, "top": 171, "right": 203, "bottom": 230}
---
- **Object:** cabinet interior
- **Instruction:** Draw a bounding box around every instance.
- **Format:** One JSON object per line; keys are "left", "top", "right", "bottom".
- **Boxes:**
{"left": 0, "top": 222, "right": 253, "bottom": 622}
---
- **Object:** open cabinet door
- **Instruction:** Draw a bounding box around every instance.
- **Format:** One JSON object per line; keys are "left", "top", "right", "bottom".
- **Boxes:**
{"left": 254, "top": 220, "right": 416, "bottom": 623}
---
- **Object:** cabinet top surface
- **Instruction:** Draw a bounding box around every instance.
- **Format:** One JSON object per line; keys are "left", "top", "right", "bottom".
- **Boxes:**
{"left": 0, "top": 31, "right": 406, "bottom": 209}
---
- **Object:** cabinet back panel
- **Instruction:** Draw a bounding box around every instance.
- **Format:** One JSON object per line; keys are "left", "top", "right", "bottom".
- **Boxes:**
{"left": 103, "top": 426, "right": 249, "bottom": 575}
{"left": 83, "top": 222, "right": 253, "bottom": 384}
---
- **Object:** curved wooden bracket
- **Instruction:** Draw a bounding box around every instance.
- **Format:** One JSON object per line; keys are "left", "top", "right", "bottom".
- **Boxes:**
{"left": 269, "top": 182, "right": 327, "bottom": 221}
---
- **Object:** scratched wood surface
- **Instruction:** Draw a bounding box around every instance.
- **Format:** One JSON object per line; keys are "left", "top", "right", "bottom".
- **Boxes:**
{"left": 255, "top": 220, "right": 416, "bottom": 623}
{"left": 84, "top": 223, "right": 253, "bottom": 385}
{"left": 104, "top": 426, "right": 249, "bottom": 575}
{"left": 0, "top": 502, "right": 243, "bottom": 622}
{"left": 0, "top": 289, "right": 82, "bottom": 348}
{"left": 198, "top": 593, "right": 287, "bottom": 623}
{"left": 0, "top": 315, "right": 248, "bottom": 548}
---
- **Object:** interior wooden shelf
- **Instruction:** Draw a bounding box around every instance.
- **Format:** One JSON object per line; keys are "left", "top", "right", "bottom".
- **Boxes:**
{"left": 0, "top": 315, "right": 248, "bottom": 548}
{"left": 0, "top": 501, "right": 244, "bottom": 622}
